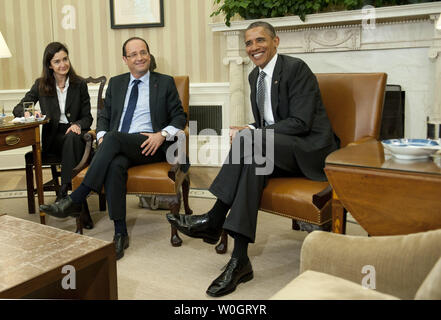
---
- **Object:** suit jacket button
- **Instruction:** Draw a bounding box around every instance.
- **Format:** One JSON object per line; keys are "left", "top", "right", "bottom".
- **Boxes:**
{"left": 66, "top": 113, "right": 71, "bottom": 117}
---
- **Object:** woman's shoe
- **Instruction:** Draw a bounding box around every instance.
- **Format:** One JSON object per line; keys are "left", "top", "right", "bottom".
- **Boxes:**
{"left": 39, "top": 196, "right": 82, "bottom": 218}
{"left": 55, "top": 183, "right": 69, "bottom": 202}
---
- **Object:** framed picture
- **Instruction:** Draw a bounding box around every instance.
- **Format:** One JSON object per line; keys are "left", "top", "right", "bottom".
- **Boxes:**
{"left": 110, "top": 0, "right": 164, "bottom": 29}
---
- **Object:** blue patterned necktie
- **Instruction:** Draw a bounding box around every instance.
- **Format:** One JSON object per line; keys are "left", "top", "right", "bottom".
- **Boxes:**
{"left": 257, "top": 71, "right": 266, "bottom": 128}
{"left": 120, "top": 79, "right": 141, "bottom": 133}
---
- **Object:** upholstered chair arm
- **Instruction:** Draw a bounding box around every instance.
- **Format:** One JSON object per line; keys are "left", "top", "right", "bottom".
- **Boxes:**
{"left": 300, "top": 230, "right": 441, "bottom": 299}
{"left": 86, "top": 129, "right": 97, "bottom": 141}
{"left": 312, "top": 184, "right": 332, "bottom": 209}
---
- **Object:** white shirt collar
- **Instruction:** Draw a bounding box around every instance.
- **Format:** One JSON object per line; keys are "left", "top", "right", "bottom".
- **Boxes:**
{"left": 130, "top": 71, "right": 150, "bottom": 85}
{"left": 259, "top": 53, "right": 278, "bottom": 77}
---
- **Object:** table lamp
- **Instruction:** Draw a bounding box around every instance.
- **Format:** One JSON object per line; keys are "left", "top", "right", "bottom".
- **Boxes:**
{"left": 0, "top": 31, "right": 11, "bottom": 116}
{"left": 0, "top": 31, "right": 11, "bottom": 58}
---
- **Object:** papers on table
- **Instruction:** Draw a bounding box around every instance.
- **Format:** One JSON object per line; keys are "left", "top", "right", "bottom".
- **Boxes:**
{"left": 11, "top": 115, "right": 46, "bottom": 123}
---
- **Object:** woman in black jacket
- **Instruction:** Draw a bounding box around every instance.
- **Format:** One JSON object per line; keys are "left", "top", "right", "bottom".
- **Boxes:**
{"left": 13, "top": 42, "right": 93, "bottom": 201}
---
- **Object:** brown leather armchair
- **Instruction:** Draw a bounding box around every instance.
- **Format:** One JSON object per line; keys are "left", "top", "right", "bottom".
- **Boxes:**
{"left": 215, "top": 73, "right": 387, "bottom": 254}
{"left": 72, "top": 76, "right": 192, "bottom": 245}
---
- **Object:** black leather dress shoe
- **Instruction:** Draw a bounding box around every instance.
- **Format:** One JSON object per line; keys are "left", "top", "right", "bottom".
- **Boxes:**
{"left": 166, "top": 213, "right": 222, "bottom": 244}
{"left": 113, "top": 233, "right": 129, "bottom": 260}
{"left": 39, "top": 196, "right": 82, "bottom": 218}
{"left": 206, "top": 258, "right": 253, "bottom": 297}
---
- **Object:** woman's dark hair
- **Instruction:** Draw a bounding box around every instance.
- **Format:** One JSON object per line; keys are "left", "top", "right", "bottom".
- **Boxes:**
{"left": 39, "top": 42, "right": 80, "bottom": 96}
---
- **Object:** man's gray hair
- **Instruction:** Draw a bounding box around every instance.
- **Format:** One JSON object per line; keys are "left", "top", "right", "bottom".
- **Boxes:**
{"left": 246, "top": 21, "right": 276, "bottom": 39}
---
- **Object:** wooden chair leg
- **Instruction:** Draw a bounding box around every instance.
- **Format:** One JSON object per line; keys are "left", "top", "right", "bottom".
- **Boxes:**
{"left": 99, "top": 193, "right": 106, "bottom": 211}
{"left": 182, "top": 176, "right": 193, "bottom": 215}
{"left": 215, "top": 230, "right": 228, "bottom": 254}
{"left": 26, "top": 163, "right": 35, "bottom": 214}
{"left": 75, "top": 203, "right": 88, "bottom": 234}
{"left": 75, "top": 216, "right": 83, "bottom": 235}
{"left": 170, "top": 226, "right": 182, "bottom": 247}
{"left": 169, "top": 199, "right": 182, "bottom": 247}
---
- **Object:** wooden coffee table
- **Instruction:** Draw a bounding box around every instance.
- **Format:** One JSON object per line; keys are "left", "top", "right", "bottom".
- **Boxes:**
{"left": 325, "top": 140, "right": 441, "bottom": 236}
{"left": 0, "top": 214, "right": 117, "bottom": 299}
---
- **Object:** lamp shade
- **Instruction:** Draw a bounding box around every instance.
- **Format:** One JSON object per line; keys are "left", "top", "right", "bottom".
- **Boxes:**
{"left": 437, "top": 15, "right": 441, "bottom": 30}
{"left": 0, "top": 32, "right": 12, "bottom": 58}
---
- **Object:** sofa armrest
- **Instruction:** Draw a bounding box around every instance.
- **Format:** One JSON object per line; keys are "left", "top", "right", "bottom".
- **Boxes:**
{"left": 300, "top": 230, "right": 441, "bottom": 299}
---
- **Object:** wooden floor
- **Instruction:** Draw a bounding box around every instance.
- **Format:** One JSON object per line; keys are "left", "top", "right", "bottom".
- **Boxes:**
{"left": 0, "top": 166, "right": 220, "bottom": 192}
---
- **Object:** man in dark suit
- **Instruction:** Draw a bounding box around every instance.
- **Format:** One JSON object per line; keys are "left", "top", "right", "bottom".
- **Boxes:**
{"left": 167, "top": 21, "right": 339, "bottom": 297}
{"left": 40, "top": 37, "right": 187, "bottom": 260}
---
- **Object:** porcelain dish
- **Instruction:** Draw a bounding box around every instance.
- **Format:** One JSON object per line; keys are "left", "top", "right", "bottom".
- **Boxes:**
{"left": 382, "top": 139, "right": 441, "bottom": 160}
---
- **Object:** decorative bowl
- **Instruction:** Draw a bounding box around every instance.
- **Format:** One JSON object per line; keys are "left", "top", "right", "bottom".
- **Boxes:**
{"left": 381, "top": 139, "right": 441, "bottom": 160}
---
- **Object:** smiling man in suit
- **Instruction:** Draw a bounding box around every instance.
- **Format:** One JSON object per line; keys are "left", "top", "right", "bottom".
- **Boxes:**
{"left": 40, "top": 37, "right": 187, "bottom": 260}
{"left": 167, "top": 21, "right": 340, "bottom": 297}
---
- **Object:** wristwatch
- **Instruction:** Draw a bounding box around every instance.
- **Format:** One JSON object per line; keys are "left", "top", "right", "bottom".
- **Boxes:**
{"left": 160, "top": 130, "right": 168, "bottom": 138}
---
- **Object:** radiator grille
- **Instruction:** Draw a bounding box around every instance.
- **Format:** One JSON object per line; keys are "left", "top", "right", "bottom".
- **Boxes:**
{"left": 189, "top": 105, "right": 222, "bottom": 135}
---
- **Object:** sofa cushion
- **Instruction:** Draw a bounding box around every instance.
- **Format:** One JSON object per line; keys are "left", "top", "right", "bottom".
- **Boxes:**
{"left": 270, "top": 270, "right": 399, "bottom": 300}
{"left": 415, "top": 256, "right": 441, "bottom": 300}
{"left": 126, "top": 163, "right": 175, "bottom": 194}
{"left": 72, "top": 162, "right": 176, "bottom": 194}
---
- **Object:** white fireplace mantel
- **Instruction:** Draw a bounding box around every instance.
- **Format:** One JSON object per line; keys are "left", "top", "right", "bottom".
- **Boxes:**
{"left": 211, "top": 2, "right": 441, "bottom": 32}
{"left": 211, "top": 2, "right": 441, "bottom": 139}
